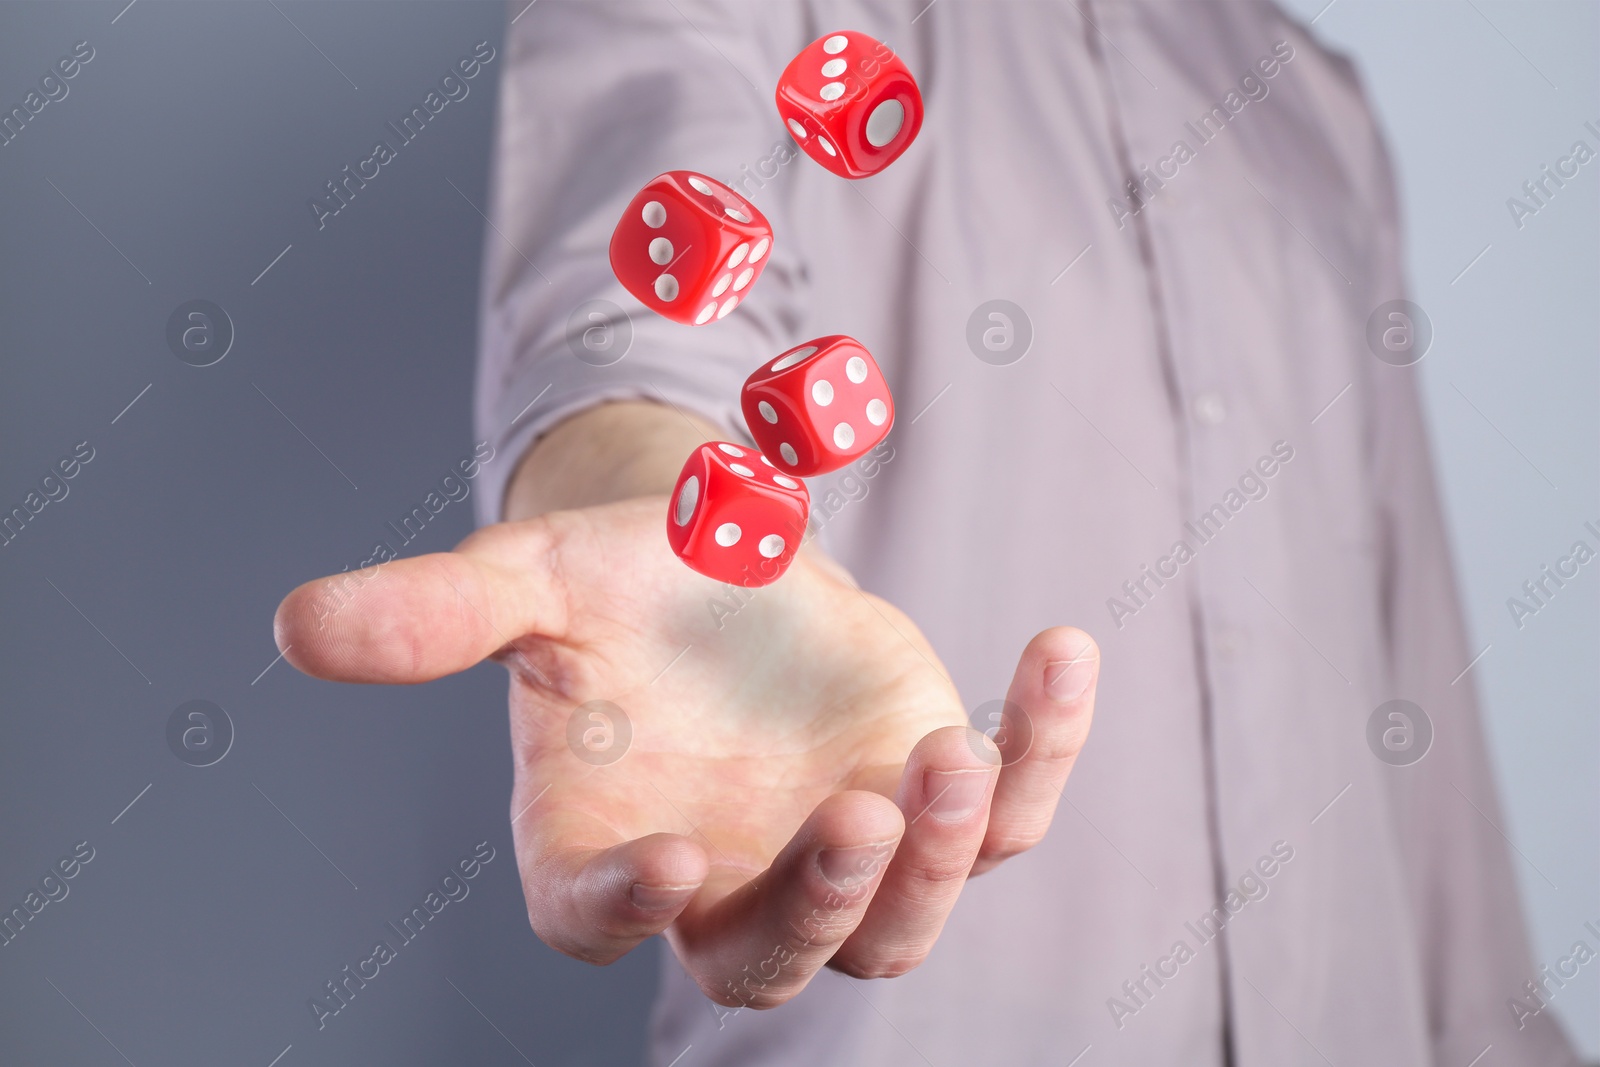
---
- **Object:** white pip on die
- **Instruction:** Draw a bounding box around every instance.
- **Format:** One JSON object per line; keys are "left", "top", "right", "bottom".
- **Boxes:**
{"left": 740, "top": 335, "right": 894, "bottom": 477}
{"left": 666, "top": 442, "right": 810, "bottom": 587}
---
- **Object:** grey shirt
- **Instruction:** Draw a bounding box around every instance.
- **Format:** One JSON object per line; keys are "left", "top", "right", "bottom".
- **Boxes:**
{"left": 475, "top": 2, "right": 1580, "bottom": 1064}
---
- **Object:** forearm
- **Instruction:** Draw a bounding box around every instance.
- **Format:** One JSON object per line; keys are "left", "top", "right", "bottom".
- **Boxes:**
{"left": 503, "top": 401, "right": 718, "bottom": 522}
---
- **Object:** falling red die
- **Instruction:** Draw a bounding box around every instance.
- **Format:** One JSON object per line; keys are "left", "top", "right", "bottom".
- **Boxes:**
{"left": 775, "top": 31, "right": 923, "bottom": 179}
{"left": 741, "top": 335, "right": 894, "bottom": 477}
{"left": 609, "top": 171, "right": 774, "bottom": 325}
{"left": 667, "top": 441, "right": 810, "bottom": 587}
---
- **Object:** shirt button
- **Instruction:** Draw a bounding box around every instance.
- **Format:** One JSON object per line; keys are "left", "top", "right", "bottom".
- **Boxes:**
{"left": 1193, "top": 392, "right": 1227, "bottom": 425}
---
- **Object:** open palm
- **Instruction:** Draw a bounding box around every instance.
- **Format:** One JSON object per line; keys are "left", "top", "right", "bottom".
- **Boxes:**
{"left": 275, "top": 496, "right": 1098, "bottom": 1006}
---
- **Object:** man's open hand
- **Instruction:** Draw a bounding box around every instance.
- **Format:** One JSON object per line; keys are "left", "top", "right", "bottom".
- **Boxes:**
{"left": 274, "top": 495, "right": 1097, "bottom": 1007}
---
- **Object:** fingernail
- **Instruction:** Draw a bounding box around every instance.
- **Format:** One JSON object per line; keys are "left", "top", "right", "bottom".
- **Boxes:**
{"left": 630, "top": 882, "right": 697, "bottom": 911}
{"left": 1046, "top": 645, "right": 1097, "bottom": 703}
{"left": 924, "top": 769, "right": 991, "bottom": 823}
{"left": 817, "top": 843, "right": 892, "bottom": 888}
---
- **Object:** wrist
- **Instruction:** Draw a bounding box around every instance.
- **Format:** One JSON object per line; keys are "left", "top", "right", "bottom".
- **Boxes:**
{"left": 503, "top": 400, "right": 719, "bottom": 522}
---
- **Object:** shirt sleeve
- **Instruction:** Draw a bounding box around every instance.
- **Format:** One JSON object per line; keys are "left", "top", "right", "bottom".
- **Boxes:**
{"left": 1349, "top": 72, "right": 1580, "bottom": 1067}
{"left": 474, "top": 0, "right": 813, "bottom": 525}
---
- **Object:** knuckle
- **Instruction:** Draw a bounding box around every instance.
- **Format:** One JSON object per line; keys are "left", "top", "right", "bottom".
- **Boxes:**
{"left": 693, "top": 971, "right": 794, "bottom": 1010}
{"left": 981, "top": 827, "right": 1047, "bottom": 863}
{"left": 465, "top": 512, "right": 555, "bottom": 558}
{"left": 687, "top": 926, "right": 838, "bottom": 1010}
{"left": 831, "top": 951, "right": 927, "bottom": 980}
{"left": 783, "top": 908, "right": 857, "bottom": 953}
{"left": 980, "top": 842, "right": 1025, "bottom": 864}
{"left": 966, "top": 855, "right": 1002, "bottom": 877}
{"left": 901, "top": 853, "right": 975, "bottom": 888}
{"left": 742, "top": 988, "right": 794, "bottom": 1010}
{"left": 869, "top": 954, "right": 926, "bottom": 979}
{"left": 554, "top": 939, "right": 619, "bottom": 966}
{"left": 559, "top": 942, "right": 623, "bottom": 966}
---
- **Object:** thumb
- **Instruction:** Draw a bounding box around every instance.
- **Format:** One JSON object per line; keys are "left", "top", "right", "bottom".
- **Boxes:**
{"left": 273, "top": 522, "right": 567, "bottom": 684}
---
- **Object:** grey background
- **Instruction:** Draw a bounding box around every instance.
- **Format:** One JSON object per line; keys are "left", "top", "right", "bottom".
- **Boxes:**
{"left": 0, "top": 2, "right": 1592, "bottom": 1065}
{"left": 0, "top": 3, "right": 656, "bottom": 1065}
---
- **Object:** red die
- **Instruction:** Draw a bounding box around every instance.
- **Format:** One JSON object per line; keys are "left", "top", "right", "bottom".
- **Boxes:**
{"left": 609, "top": 171, "right": 773, "bottom": 326}
{"left": 775, "top": 31, "right": 923, "bottom": 179}
{"left": 667, "top": 442, "right": 810, "bottom": 587}
{"left": 741, "top": 336, "right": 894, "bottom": 476}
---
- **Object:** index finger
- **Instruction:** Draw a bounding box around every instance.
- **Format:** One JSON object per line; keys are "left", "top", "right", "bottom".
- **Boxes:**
{"left": 975, "top": 626, "right": 1098, "bottom": 871}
